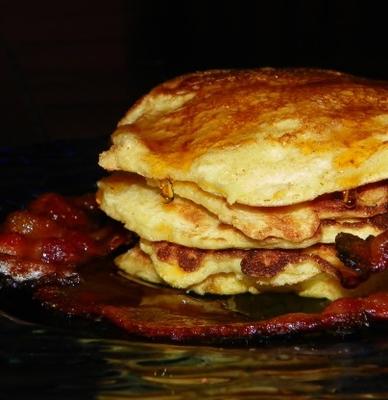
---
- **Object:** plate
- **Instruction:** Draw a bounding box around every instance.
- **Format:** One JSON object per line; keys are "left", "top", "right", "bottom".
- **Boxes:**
{"left": 3, "top": 137, "right": 388, "bottom": 399}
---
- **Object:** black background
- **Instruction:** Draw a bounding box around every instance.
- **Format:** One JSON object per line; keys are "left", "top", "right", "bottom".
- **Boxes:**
{"left": 0, "top": 0, "right": 387, "bottom": 146}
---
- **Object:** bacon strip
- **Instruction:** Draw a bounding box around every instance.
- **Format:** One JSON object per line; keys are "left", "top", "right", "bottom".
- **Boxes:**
{"left": 35, "top": 261, "right": 388, "bottom": 343}
{"left": 336, "top": 230, "right": 388, "bottom": 287}
{"left": 0, "top": 193, "right": 131, "bottom": 284}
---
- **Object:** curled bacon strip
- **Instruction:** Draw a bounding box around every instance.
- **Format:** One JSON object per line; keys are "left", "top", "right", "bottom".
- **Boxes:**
{"left": 336, "top": 230, "right": 388, "bottom": 287}
{"left": 35, "top": 262, "right": 388, "bottom": 343}
{"left": 0, "top": 193, "right": 131, "bottom": 285}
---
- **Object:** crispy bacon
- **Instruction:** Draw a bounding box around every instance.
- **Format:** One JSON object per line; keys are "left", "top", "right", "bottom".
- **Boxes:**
{"left": 3, "top": 192, "right": 388, "bottom": 342}
{"left": 34, "top": 260, "right": 388, "bottom": 343}
{"left": 0, "top": 193, "right": 131, "bottom": 284}
{"left": 336, "top": 230, "right": 388, "bottom": 287}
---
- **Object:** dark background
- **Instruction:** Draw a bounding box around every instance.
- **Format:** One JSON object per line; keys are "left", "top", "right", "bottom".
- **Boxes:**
{"left": 0, "top": 0, "right": 387, "bottom": 146}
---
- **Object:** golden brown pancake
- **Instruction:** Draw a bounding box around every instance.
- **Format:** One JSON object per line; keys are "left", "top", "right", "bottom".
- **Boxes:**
{"left": 99, "top": 68, "right": 388, "bottom": 206}
{"left": 147, "top": 178, "right": 388, "bottom": 241}
{"left": 116, "top": 240, "right": 388, "bottom": 300}
{"left": 97, "top": 173, "right": 386, "bottom": 249}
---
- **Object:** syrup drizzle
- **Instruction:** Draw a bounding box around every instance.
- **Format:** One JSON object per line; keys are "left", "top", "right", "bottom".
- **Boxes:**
{"left": 159, "top": 179, "right": 174, "bottom": 203}
{"left": 342, "top": 189, "right": 357, "bottom": 209}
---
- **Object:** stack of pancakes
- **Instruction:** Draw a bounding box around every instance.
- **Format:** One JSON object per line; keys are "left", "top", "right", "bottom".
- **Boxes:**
{"left": 97, "top": 68, "right": 388, "bottom": 300}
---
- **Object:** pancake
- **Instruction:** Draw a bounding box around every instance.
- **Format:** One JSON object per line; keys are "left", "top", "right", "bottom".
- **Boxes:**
{"left": 147, "top": 178, "right": 388, "bottom": 241}
{"left": 118, "top": 245, "right": 163, "bottom": 285}
{"left": 116, "top": 240, "right": 388, "bottom": 300}
{"left": 97, "top": 173, "right": 386, "bottom": 250}
{"left": 97, "top": 173, "right": 262, "bottom": 250}
{"left": 99, "top": 68, "right": 388, "bottom": 206}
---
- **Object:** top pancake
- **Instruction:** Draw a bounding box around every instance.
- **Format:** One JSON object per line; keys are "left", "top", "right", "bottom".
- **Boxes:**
{"left": 99, "top": 68, "right": 388, "bottom": 206}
